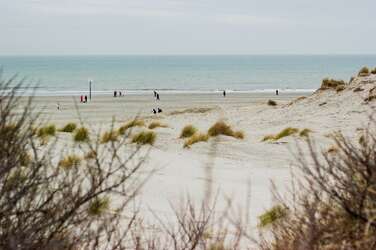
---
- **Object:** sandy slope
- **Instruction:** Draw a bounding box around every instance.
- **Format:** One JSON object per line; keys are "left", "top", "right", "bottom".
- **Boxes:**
{"left": 19, "top": 74, "right": 376, "bottom": 230}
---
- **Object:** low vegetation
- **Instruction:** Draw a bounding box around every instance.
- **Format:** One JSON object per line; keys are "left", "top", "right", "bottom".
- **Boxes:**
{"left": 372, "top": 67, "right": 376, "bottom": 74}
{"left": 320, "top": 78, "right": 346, "bottom": 90}
{"left": 358, "top": 66, "right": 370, "bottom": 77}
{"left": 148, "top": 121, "right": 168, "bottom": 129}
{"left": 169, "top": 107, "right": 214, "bottom": 115}
{"left": 258, "top": 204, "right": 288, "bottom": 228}
{"left": 118, "top": 119, "right": 145, "bottom": 135}
{"left": 58, "top": 155, "right": 81, "bottom": 170}
{"left": 183, "top": 133, "right": 209, "bottom": 148}
{"left": 37, "top": 124, "right": 56, "bottom": 138}
{"left": 131, "top": 130, "right": 156, "bottom": 145}
{"left": 336, "top": 85, "right": 345, "bottom": 92}
{"left": 180, "top": 125, "right": 198, "bottom": 138}
{"left": 84, "top": 150, "right": 97, "bottom": 160}
{"left": 262, "top": 127, "right": 300, "bottom": 141}
{"left": 267, "top": 99, "right": 277, "bottom": 106}
{"left": 59, "top": 122, "right": 77, "bottom": 133}
{"left": 207, "top": 121, "right": 244, "bottom": 139}
{"left": 299, "top": 128, "right": 312, "bottom": 137}
{"left": 101, "top": 130, "right": 119, "bottom": 144}
{"left": 88, "top": 197, "right": 110, "bottom": 216}
{"left": 74, "top": 127, "right": 89, "bottom": 142}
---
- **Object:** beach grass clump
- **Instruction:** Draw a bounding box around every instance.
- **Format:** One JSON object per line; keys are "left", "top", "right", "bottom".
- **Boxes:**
{"left": 358, "top": 66, "right": 370, "bottom": 77}
{"left": 148, "top": 121, "right": 168, "bottom": 130}
{"left": 37, "top": 124, "right": 56, "bottom": 138}
{"left": 131, "top": 131, "right": 156, "bottom": 145}
{"left": 299, "top": 128, "right": 313, "bottom": 138}
{"left": 180, "top": 125, "right": 198, "bottom": 138}
{"left": 326, "top": 145, "right": 338, "bottom": 154}
{"left": 100, "top": 130, "right": 119, "bottom": 144}
{"left": 84, "top": 150, "right": 97, "bottom": 160}
{"left": 262, "top": 135, "right": 275, "bottom": 142}
{"left": 371, "top": 67, "right": 376, "bottom": 74}
{"left": 267, "top": 99, "right": 277, "bottom": 106}
{"left": 320, "top": 78, "right": 346, "bottom": 90}
{"left": 118, "top": 119, "right": 145, "bottom": 135}
{"left": 207, "top": 121, "right": 244, "bottom": 140}
{"left": 258, "top": 204, "right": 287, "bottom": 228}
{"left": 183, "top": 133, "right": 209, "bottom": 148}
{"left": 336, "top": 85, "right": 345, "bottom": 92}
{"left": 274, "top": 127, "right": 299, "bottom": 140}
{"left": 88, "top": 197, "right": 110, "bottom": 216}
{"left": 74, "top": 127, "right": 89, "bottom": 142}
{"left": 59, "top": 122, "right": 77, "bottom": 133}
{"left": 58, "top": 155, "right": 81, "bottom": 170}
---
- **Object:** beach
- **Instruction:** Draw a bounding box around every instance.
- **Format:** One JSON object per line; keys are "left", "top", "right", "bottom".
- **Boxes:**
{"left": 18, "top": 75, "right": 376, "bottom": 231}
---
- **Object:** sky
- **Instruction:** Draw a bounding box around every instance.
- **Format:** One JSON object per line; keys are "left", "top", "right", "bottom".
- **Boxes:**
{"left": 0, "top": 0, "right": 375, "bottom": 55}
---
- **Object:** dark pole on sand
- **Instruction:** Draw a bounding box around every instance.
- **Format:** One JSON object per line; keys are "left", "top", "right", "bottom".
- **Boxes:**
{"left": 89, "top": 80, "right": 92, "bottom": 100}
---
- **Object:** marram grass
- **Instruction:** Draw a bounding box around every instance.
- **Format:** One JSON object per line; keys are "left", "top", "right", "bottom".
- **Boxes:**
{"left": 184, "top": 133, "right": 209, "bottom": 148}
{"left": 101, "top": 130, "right": 119, "bottom": 144}
{"left": 180, "top": 125, "right": 197, "bottom": 138}
{"left": 148, "top": 121, "right": 168, "bottom": 130}
{"left": 208, "top": 121, "right": 244, "bottom": 139}
{"left": 131, "top": 131, "right": 156, "bottom": 145}
{"left": 59, "top": 122, "right": 77, "bottom": 133}
{"left": 258, "top": 204, "right": 287, "bottom": 228}
{"left": 58, "top": 155, "right": 81, "bottom": 170}
{"left": 88, "top": 197, "right": 110, "bottom": 216}
{"left": 74, "top": 127, "right": 89, "bottom": 142}
{"left": 118, "top": 119, "right": 145, "bottom": 135}
{"left": 37, "top": 124, "right": 56, "bottom": 138}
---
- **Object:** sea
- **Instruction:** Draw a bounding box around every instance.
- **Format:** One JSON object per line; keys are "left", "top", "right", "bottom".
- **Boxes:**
{"left": 0, "top": 55, "right": 375, "bottom": 96}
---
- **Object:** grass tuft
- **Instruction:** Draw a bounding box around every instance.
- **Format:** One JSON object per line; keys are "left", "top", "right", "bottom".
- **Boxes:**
{"left": 148, "top": 121, "right": 168, "bottom": 130}
{"left": 37, "top": 124, "right": 56, "bottom": 138}
{"left": 371, "top": 67, "right": 376, "bottom": 74}
{"left": 131, "top": 131, "right": 156, "bottom": 145}
{"left": 262, "top": 135, "right": 275, "bottom": 142}
{"left": 320, "top": 78, "right": 346, "bottom": 90}
{"left": 74, "top": 127, "right": 89, "bottom": 142}
{"left": 267, "top": 99, "right": 277, "bottom": 106}
{"left": 88, "top": 197, "right": 110, "bottom": 216}
{"left": 299, "top": 128, "right": 312, "bottom": 137}
{"left": 59, "top": 123, "right": 77, "bottom": 133}
{"left": 262, "top": 127, "right": 299, "bottom": 141}
{"left": 258, "top": 205, "right": 287, "bottom": 228}
{"left": 101, "top": 130, "right": 119, "bottom": 144}
{"left": 207, "top": 121, "right": 245, "bottom": 139}
{"left": 336, "top": 85, "right": 345, "bottom": 92}
{"left": 58, "top": 155, "right": 81, "bottom": 170}
{"left": 180, "top": 125, "right": 197, "bottom": 138}
{"left": 183, "top": 133, "right": 209, "bottom": 148}
{"left": 118, "top": 119, "right": 145, "bottom": 135}
{"left": 84, "top": 150, "right": 97, "bottom": 160}
{"left": 358, "top": 66, "right": 370, "bottom": 77}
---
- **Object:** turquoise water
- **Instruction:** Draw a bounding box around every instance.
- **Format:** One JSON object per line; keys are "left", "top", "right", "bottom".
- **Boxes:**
{"left": 0, "top": 55, "right": 375, "bottom": 95}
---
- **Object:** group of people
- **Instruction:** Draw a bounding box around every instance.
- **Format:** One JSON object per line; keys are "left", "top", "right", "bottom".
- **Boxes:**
{"left": 80, "top": 95, "right": 88, "bottom": 103}
{"left": 152, "top": 90, "right": 162, "bottom": 114}
{"left": 113, "top": 90, "right": 125, "bottom": 97}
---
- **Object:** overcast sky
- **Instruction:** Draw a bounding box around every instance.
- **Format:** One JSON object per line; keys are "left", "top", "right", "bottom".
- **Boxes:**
{"left": 0, "top": 0, "right": 375, "bottom": 55}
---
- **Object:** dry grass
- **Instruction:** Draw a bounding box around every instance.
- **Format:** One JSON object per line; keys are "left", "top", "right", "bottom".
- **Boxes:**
{"left": 148, "top": 121, "right": 168, "bottom": 130}
{"left": 267, "top": 99, "right": 277, "bottom": 106}
{"left": 84, "top": 150, "right": 97, "bottom": 160}
{"left": 262, "top": 127, "right": 299, "bottom": 141}
{"left": 371, "top": 67, "right": 376, "bottom": 74}
{"left": 183, "top": 133, "right": 209, "bottom": 148}
{"left": 58, "top": 155, "right": 81, "bottom": 170}
{"left": 299, "top": 128, "right": 312, "bottom": 137}
{"left": 88, "top": 197, "right": 110, "bottom": 216}
{"left": 169, "top": 107, "right": 214, "bottom": 115}
{"left": 336, "top": 85, "right": 346, "bottom": 92}
{"left": 180, "top": 125, "right": 198, "bottom": 138}
{"left": 131, "top": 131, "right": 156, "bottom": 145}
{"left": 118, "top": 119, "right": 145, "bottom": 135}
{"left": 37, "top": 124, "right": 56, "bottom": 138}
{"left": 59, "top": 122, "right": 77, "bottom": 133}
{"left": 320, "top": 78, "right": 346, "bottom": 90}
{"left": 100, "top": 130, "right": 119, "bottom": 144}
{"left": 74, "top": 127, "right": 89, "bottom": 142}
{"left": 358, "top": 66, "right": 370, "bottom": 77}
{"left": 353, "top": 87, "right": 364, "bottom": 92}
{"left": 258, "top": 204, "right": 288, "bottom": 228}
{"left": 207, "top": 121, "right": 244, "bottom": 139}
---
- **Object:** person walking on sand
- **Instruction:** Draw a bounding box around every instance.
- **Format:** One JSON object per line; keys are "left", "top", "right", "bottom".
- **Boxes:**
{"left": 156, "top": 93, "right": 160, "bottom": 100}
{"left": 80, "top": 95, "right": 83, "bottom": 103}
{"left": 85, "top": 95, "right": 88, "bottom": 103}
{"left": 276, "top": 89, "right": 279, "bottom": 96}
{"left": 223, "top": 90, "right": 226, "bottom": 97}
{"left": 153, "top": 90, "right": 157, "bottom": 97}
{"left": 114, "top": 91, "right": 117, "bottom": 97}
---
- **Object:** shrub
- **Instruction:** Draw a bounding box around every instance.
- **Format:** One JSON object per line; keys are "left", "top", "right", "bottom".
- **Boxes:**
{"left": 207, "top": 121, "right": 244, "bottom": 140}
{"left": 132, "top": 131, "right": 156, "bottom": 145}
{"left": 258, "top": 204, "right": 287, "bottom": 228}
{"left": 74, "top": 127, "right": 89, "bottom": 142}
{"left": 267, "top": 99, "right": 277, "bottom": 106}
{"left": 37, "top": 124, "right": 56, "bottom": 138}
{"left": 59, "top": 122, "right": 77, "bottom": 133}
{"left": 180, "top": 125, "right": 198, "bottom": 138}
{"left": 118, "top": 119, "right": 145, "bottom": 135}
{"left": 100, "top": 130, "right": 118, "bottom": 144}
{"left": 148, "top": 121, "right": 168, "bottom": 129}
{"left": 184, "top": 133, "right": 209, "bottom": 148}
{"left": 320, "top": 78, "right": 346, "bottom": 90}
{"left": 299, "top": 128, "right": 312, "bottom": 137}
{"left": 58, "top": 155, "right": 81, "bottom": 170}
{"left": 358, "top": 66, "right": 370, "bottom": 77}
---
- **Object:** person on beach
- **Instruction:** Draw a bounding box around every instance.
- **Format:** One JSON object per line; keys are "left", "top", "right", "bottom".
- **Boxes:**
{"left": 114, "top": 91, "right": 117, "bottom": 97}
{"left": 85, "top": 95, "right": 88, "bottom": 103}
{"left": 157, "top": 108, "right": 162, "bottom": 113}
{"left": 152, "top": 108, "right": 157, "bottom": 114}
{"left": 156, "top": 93, "right": 160, "bottom": 100}
{"left": 56, "top": 102, "right": 60, "bottom": 110}
{"left": 276, "top": 89, "right": 279, "bottom": 96}
{"left": 80, "top": 95, "right": 83, "bottom": 103}
{"left": 119, "top": 91, "right": 122, "bottom": 97}
{"left": 223, "top": 90, "right": 226, "bottom": 97}
{"left": 153, "top": 90, "right": 157, "bottom": 97}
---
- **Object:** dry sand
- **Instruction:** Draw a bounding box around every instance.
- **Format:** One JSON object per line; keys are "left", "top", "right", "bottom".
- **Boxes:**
{"left": 19, "top": 75, "right": 376, "bottom": 230}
